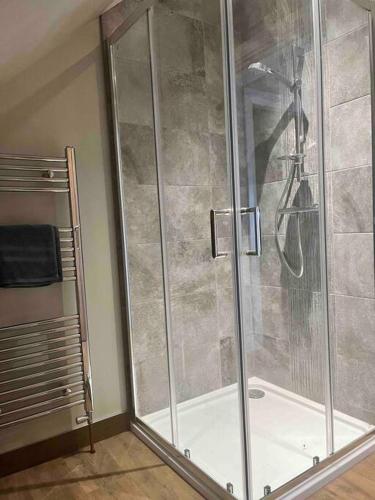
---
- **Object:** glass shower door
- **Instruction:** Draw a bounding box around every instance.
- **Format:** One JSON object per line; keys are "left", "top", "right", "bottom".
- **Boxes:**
{"left": 110, "top": 12, "right": 173, "bottom": 444}
{"left": 146, "top": 1, "right": 248, "bottom": 497}
{"left": 226, "top": 0, "right": 331, "bottom": 496}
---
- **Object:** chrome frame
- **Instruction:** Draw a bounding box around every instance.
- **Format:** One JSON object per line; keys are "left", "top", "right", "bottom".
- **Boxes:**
{"left": 102, "top": 0, "right": 375, "bottom": 497}
{"left": 106, "top": 0, "right": 179, "bottom": 443}
{"left": 147, "top": 6, "right": 179, "bottom": 447}
{"left": 312, "top": 0, "right": 335, "bottom": 457}
{"left": 103, "top": 0, "right": 243, "bottom": 497}
{"left": 221, "top": 0, "right": 253, "bottom": 497}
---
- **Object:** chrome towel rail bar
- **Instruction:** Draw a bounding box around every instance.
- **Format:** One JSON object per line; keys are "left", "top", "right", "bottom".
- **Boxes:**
{"left": 0, "top": 400, "right": 85, "bottom": 430}
{"left": 0, "top": 154, "right": 67, "bottom": 162}
{"left": 0, "top": 381, "right": 84, "bottom": 408}
{"left": 0, "top": 362, "right": 83, "bottom": 387}
{"left": 0, "top": 333, "right": 81, "bottom": 354}
{"left": 0, "top": 147, "right": 94, "bottom": 452}
{"left": 0, "top": 315, "right": 79, "bottom": 333}
{"left": 0, "top": 390, "right": 85, "bottom": 418}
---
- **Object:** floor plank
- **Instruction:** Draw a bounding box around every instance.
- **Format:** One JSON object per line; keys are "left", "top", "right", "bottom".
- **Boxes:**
{"left": 310, "top": 453, "right": 375, "bottom": 499}
{"left": 3, "top": 431, "right": 375, "bottom": 499}
{"left": 0, "top": 432, "right": 203, "bottom": 499}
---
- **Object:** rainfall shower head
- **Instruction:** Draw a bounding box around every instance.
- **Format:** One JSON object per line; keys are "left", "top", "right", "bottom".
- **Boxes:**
{"left": 248, "top": 62, "right": 294, "bottom": 91}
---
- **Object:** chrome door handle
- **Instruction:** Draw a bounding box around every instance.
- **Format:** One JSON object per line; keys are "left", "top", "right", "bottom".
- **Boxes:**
{"left": 210, "top": 209, "right": 231, "bottom": 259}
{"left": 241, "top": 206, "right": 261, "bottom": 256}
{"left": 210, "top": 207, "right": 261, "bottom": 259}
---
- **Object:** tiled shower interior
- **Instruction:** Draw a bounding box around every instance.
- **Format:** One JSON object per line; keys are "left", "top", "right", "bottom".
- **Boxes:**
{"left": 118, "top": 0, "right": 374, "bottom": 428}
{"left": 236, "top": 0, "right": 374, "bottom": 431}
{"left": 117, "top": 0, "right": 234, "bottom": 416}
{"left": 113, "top": 0, "right": 374, "bottom": 496}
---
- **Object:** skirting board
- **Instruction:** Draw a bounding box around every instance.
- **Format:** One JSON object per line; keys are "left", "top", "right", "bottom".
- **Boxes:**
{"left": 0, "top": 411, "right": 130, "bottom": 478}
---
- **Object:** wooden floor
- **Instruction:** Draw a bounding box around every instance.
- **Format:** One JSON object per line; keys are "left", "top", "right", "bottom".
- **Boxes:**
{"left": 1, "top": 432, "right": 375, "bottom": 499}
{"left": 0, "top": 432, "right": 203, "bottom": 499}
{"left": 310, "top": 452, "right": 375, "bottom": 499}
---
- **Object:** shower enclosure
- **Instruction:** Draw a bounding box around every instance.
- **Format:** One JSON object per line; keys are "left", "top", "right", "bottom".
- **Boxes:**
{"left": 105, "top": 0, "right": 375, "bottom": 497}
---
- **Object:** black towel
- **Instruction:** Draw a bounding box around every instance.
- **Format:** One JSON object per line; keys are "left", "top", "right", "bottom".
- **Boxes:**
{"left": 0, "top": 225, "right": 63, "bottom": 287}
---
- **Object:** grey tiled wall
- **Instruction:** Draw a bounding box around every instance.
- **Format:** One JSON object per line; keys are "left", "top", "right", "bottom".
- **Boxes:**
{"left": 322, "top": 0, "right": 375, "bottom": 424}
{"left": 155, "top": 0, "right": 237, "bottom": 404}
{"left": 115, "top": 14, "right": 171, "bottom": 416}
{"left": 117, "top": 0, "right": 236, "bottom": 416}
{"left": 241, "top": 0, "right": 375, "bottom": 425}
{"left": 117, "top": 0, "right": 375, "bottom": 425}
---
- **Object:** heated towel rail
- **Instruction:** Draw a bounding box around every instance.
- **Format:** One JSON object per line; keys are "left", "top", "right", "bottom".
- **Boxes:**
{"left": 0, "top": 147, "right": 94, "bottom": 452}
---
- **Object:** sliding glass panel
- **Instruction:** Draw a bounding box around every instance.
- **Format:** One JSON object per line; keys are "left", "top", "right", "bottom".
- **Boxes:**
{"left": 229, "top": 0, "right": 330, "bottom": 496}
{"left": 321, "top": 0, "right": 375, "bottom": 451}
{"left": 111, "top": 14, "right": 172, "bottom": 443}
{"left": 149, "top": 1, "right": 246, "bottom": 496}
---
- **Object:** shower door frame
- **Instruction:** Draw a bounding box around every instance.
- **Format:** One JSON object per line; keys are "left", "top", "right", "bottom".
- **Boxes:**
{"left": 104, "top": 1, "right": 241, "bottom": 498}
{"left": 102, "top": 0, "right": 375, "bottom": 498}
{"left": 225, "top": 0, "right": 375, "bottom": 496}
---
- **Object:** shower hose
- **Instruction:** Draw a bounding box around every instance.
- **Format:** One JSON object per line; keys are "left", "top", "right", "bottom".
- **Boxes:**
{"left": 274, "top": 160, "right": 304, "bottom": 279}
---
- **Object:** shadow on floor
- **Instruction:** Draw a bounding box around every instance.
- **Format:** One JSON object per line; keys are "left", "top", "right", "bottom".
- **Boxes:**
{"left": 0, "top": 463, "right": 166, "bottom": 495}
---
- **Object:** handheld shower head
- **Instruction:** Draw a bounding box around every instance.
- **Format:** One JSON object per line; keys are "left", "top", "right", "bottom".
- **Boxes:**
{"left": 248, "top": 62, "right": 294, "bottom": 91}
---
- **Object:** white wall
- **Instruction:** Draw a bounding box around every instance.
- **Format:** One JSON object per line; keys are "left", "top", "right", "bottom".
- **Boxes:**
{"left": 0, "top": 19, "right": 127, "bottom": 452}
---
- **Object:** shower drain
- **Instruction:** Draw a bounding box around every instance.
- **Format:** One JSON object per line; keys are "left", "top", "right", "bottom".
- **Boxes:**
{"left": 249, "top": 389, "right": 265, "bottom": 399}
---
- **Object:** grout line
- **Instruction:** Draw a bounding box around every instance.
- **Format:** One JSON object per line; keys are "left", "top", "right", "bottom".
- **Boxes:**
{"left": 325, "top": 21, "right": 369, "bottom": 45}
{"left": 332, "top": 232, "right": 373, "bottom": 236}
{"left": 329, "top": 92, "right": 371, "bottom": 111}
{"left": 328, "top": 292, "right": 375, "bottom": 301}
{"left": 328, "top": 163, "right": 372, "bottom": 174}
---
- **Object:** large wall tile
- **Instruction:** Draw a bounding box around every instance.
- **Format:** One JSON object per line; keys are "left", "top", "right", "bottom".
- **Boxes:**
{"left": 201, "top": 0, "right": 221, "bottom": 26}
{"left": 334, "top": 354, "right": 375, "bottom": 424}
{"left": 207, "top": 80, "right": 225, "bottom": 134}
{"left": 165, "top": 186, "right": 211, "bottom": 241}
{"left": 131, "top": 300, "right": 167, "bottom": 363}
{"left": 203, "top": 22, "right": 222, "bottom": 88}
{"left": 327, "top": 26, "right": 370, "bottom": 107}
{"left": 247, "top": 334, "right": 291, "bottom": 391}
{"left": 120, "top": 123, "right": 156, "bottom": 186}
{"left": 117, "top": 60, "right": 153, "bottom": 126}
{"left": 159, "top": 70, "right": 208, "bottom": 132}
{"left": 135, "top": 353, "right": 170, "bottom": 415}
{"left": 333, "top": 233, "right": 375, "bottom": 298}
{"left": 167, "top": 239, "right": 216, "bottom": 296}
{"left": 125, "top": 185, "right": 161, "bottom": 244}
{"left": 215, "top": 240, "right": 233, "bottom": 289}
{"left": 330, "top": 95, "right": 371, "bottom": 171}
{"left": 175, "top": 343, "right": 221, "bottom": 402}
{"left": 162, "top": 128, "right": 209, "bottom": 185}
{"left": 324, "top": 0, "right": 368, "bottom": 42}
{"left": 217, "top": 287, "right": 235, "bottom": 339}
{"left": 128, "top": 243, "right": 164, "bottom": 303}
{"left": 258, "top": 285, "right": 289, "bottom": 341}
{"left": 220, "top": 336, "right": 238, "bottom": 386}
{"left": 209, "top": 133, "right": 227, "bottom": 187}
{"left": 114, "top": 14, "right": 149, "bottom": 63}
{"left": 332, "top": 165, "right": 373, "bottom": 233}
{"left": 260, "top": 235, "right": 283, "bottom": 287}
{"left": 170, "top": 290, "right": 218, "bottom": 350}
{"left": 155, "top": 9, "right": 204, "bottom": 75}
{"left": 334, "top": 294, "right": 375, "bottom": 359}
